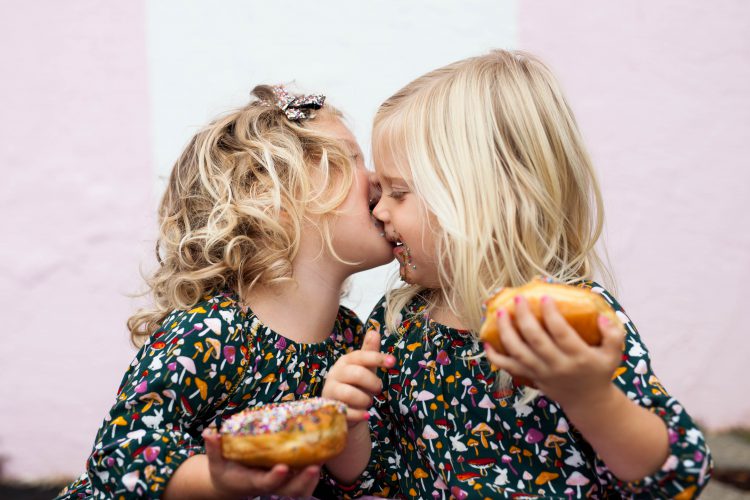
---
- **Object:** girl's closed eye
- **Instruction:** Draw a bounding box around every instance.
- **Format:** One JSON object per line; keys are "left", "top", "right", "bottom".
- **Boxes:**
{"left": 388, "top": 189, "right": 408, "bottom": 200}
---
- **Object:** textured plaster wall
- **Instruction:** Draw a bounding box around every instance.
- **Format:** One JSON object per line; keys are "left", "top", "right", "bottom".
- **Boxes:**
{"left": 0, "top": 2, "right": 153, "bottom": 480}
{"left": 520, "top": 0, "right": 750, "bottom": 430}
{"left": 0, "top": 0, "right": 748, "bottom": 483}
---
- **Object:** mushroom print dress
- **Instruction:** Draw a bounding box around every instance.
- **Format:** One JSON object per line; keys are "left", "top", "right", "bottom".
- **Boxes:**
{"left": 326, "top": 282, "right": 712, "bottom": 499}
{"left": 55, "top": 290, "right": 364, "bottom": 499}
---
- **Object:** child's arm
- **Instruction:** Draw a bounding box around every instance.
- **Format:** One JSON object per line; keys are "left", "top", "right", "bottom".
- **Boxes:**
{"left": 163, "top": 429, "right": 319, "bottom": 499}
{"left": 84, "top": 298, "right": 282, "bottom": 498}
{"left": 549, "top": 379, "right": 669, "bottom": 481}
{"left": 321, "top": 329, "right": 395, "bottom": 483}
{"left": 486, "top": 292, "right": 712, "bottom": 496}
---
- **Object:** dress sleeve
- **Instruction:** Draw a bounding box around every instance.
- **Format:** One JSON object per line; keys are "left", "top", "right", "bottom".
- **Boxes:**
{"left": 85, "top": 298, "right": 251, "bottom": 499}
{"left": 587, "top": 284, "right": 713, "bottom": 499}
{"left": 322, "top": 298, "right": 403, "bottom": 499}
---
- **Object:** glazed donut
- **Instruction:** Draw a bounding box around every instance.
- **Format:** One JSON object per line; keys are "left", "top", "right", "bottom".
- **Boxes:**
{"left": 480, "top": 278, "right": 624, "bottom": 354}
{"left": 220, "top": 397, "right": 348, "bottom": 468}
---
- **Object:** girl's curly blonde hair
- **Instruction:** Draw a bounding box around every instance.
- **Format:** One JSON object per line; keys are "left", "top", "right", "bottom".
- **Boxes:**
{"left": 128, "top": 85, "right": 354, "bottom": 346}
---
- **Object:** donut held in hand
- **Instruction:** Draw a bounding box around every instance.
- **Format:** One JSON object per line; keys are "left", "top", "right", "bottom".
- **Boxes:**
{"left": 220, "top": 397, "right": 347, "bottom": 468}
{"left": 480, "top": 278, "right": 624, "bottom": 354}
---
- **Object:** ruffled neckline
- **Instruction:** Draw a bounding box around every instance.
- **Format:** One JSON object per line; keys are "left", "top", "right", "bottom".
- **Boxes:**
{"left": 224, "top": 290, "right": 349, "bottom": 351}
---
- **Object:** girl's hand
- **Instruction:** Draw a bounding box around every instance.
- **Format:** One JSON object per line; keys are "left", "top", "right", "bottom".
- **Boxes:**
{"left": 484, "top": 295, "right": 625, "bottom": 408}
{"left": 322, "top": 330, "right": 396, "bottom": 426}
{"left": 202, "top": 428, "right": 320, "bottom": 498}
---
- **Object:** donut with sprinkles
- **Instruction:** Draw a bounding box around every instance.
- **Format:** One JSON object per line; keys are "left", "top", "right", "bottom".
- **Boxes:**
{"left": 220, "top": 397, "right": 348, "bottom": 468}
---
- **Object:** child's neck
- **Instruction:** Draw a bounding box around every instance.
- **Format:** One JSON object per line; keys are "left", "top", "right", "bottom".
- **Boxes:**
{"left": 243, "top": 255, "right": 347, "bottom": 345}
{"left": 428, "top": 294, "right": 468, "bottom": 330}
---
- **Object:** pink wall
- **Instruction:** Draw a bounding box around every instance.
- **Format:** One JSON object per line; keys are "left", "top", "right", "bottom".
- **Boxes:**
{"left": 0, "top": 1, "right": 153, "bottom": 480}
{"left": 520, "top": 1, "right": 750, "bottom": 429}
{"left": 0, "top": 0, "right": 747, "bottom": 483}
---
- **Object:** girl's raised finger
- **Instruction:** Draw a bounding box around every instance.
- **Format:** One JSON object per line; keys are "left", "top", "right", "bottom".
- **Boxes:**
{"left": 347, "top": 350, "right": 396, "bottom": 370}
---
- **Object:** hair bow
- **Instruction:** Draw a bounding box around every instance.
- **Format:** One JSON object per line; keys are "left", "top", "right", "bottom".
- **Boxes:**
{"left": 271, "top": 85, "right": 326, "bottom": 121}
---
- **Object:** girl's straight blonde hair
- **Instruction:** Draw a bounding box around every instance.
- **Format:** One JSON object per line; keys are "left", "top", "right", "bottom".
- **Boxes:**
{"left": 374, "top": 50, "right": 609, "bottom": 366}
{"left": 128, "top": 85, "right": 354, "bottom": 346}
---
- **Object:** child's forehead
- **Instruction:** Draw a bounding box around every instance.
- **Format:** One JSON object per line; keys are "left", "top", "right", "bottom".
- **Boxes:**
{"left": 374, "top": 156, "right": 412, "bottom": 183}
{"left": 372, "top": 141, "right": 411, "bottom": 181}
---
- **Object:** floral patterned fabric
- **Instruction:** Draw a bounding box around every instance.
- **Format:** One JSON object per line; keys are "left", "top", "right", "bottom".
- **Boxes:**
{"left": 56, "top": 290, "right": 364, "bottom": 499}
{"left": 326, "top": 282, "right": 712, "bottom": 499}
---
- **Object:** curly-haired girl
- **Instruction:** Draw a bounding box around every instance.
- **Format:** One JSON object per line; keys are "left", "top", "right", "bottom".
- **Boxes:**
{"left": 57, "top": 85, "right": 394, "bottom": 499}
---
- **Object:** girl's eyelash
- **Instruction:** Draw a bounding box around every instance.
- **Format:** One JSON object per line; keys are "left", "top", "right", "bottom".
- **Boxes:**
{"left": 388, "top": 190, "right": 407, "bottom": 200}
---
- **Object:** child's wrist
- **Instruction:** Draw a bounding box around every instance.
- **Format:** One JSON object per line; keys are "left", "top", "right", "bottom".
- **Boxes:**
{"left": 558, "top": 382, "right": 621, "bottom": 418}
{"left": 348, "top": 419, "right": 372, "bottom": 442}
{"left": 326, "top": 419, "right": 372, "bottom": 485}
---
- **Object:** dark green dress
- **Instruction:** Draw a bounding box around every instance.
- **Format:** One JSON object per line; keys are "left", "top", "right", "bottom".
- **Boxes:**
{"left": 56, "top": 290, "right": 363, "bottom": 499}
{"left": 326, "top": 282, "right": 712, "bottom": 499}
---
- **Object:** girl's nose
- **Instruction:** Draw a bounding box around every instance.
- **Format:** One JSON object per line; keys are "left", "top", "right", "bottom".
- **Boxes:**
{"left": 371, "top": 196, "right": 388, "bottom": 222}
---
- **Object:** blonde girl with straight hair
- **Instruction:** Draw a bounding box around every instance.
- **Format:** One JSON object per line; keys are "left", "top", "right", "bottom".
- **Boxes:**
{"left": 57, "top": 85, "right": 395, "bottom": 500}
{"left": 322, "top": 51, "right": 712, "bottom": 498}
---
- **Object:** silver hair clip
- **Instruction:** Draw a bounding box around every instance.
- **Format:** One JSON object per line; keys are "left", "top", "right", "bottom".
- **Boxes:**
{"left": 267, "top": 85, "right": 326, "bottom": 121}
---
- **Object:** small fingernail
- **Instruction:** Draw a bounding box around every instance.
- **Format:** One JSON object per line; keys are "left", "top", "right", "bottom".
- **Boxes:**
{"left": 599, "top": 315, "right": 610, "bottom": 326}
{"left": 514, "top": 295, "right": 522, "bottom": 304}
{"left": 363, "top": 412, "right": 370, "bottom": 421}
{"left": 541, "top": 295, "right": 549, "bottom": 304}
{"left": 385, "top": 354, "right": 396, "bottom": 366}
{"left": 496, "top": 309, "right": 505, "bottom": 318}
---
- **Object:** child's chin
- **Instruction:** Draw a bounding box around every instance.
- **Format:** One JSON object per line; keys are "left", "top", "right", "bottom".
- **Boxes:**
{"left": 374, "top": 253, "right": 396, "bottom": 267}
{"left": 398, "top": 267, "right": 415, "bottom": 284}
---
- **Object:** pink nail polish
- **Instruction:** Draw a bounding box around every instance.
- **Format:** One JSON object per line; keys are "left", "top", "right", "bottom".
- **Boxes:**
{"left": 363, "top": 412, "right": 371, "bottom": 421}
{"left": 541, "top": 295, "right": 549, "bottom": 304}
{"left": 599, "top": 315, "right": 610, "bottom": 326}
{"left": 514, "top": 295, "right": 521, "bottom": 304}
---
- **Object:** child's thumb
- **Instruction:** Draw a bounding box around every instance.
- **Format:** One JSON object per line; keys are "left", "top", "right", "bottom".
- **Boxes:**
{"left": 599, "top": 315, "right": 626, "bottom": 356}
{"left": 361, "top": 329, "right": 381, "bottom": 353}
{"left": 202, "top": 427, "right": 223, "bottom": 464}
